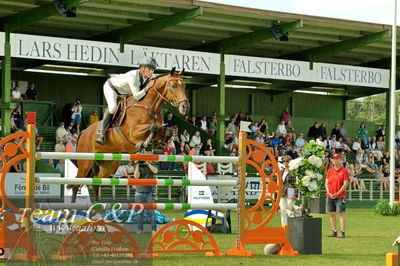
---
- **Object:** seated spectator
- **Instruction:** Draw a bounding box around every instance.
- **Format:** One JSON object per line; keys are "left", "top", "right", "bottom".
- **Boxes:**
{"left": 352, "top": 138, "right": 362, "bottom": 153}
{"left": 162, "top": 139, "right": 176, "bottom": 170}
{"left": 382, "top": 150, "right": 390, "bottom": 166}
{"left": 88, "top": 110, "right": 99, "bottom": 125}
{"left": 190, "top": 116, "right": 196, "bottom": 126}
{"left": 176, "top": 141, "right": 189, "bottom": 155}
{"left": 366, "top": 152, "right": 378, "bottom": 171}
{"left": 227, "top": 119, "right": 236, "bottom": 134}
{"left": 26, "top": 82, "right": 37, "bottom": 101}
{"left": 307, "top": 122, "right": 319, "bottom": 140}
{"left": 189, "top": 144, "right": 201, "bottom": 156}
{"left": 66, "top": 124, "right": 76, "bottom": 137}
{"left": 280, "top": 107, "right": 291, "bottom": 124}
{"left": 330, "top": 135, "right": 342, "bottom": 152}
{"left": 369, "top": 137, "right": 383, "bottom": 160}
{"left": 258, "top": 119, "right": 268, "bottom": 134}
{"left": 347, "top": 164, "right": 365, "bottom": 191}
{"left": 164, "top": 113, "right": 175, "bottom": 127}
{"left": 254, "top": 130, "right": 264, "bottom": 145}
{"left": 56, "top": 122, "right": 68, "bottom": 142}
{"left": 339, "top": 122, "right": 348, "bottom": 139}
{"left": 356, "top": 149, "right": 375, "bottom": 173}
{"left": 338, "top": 137, "right": 351, "bottom": 153}
{"left": 197, "top": 116, "right": 208, "bottom": 132}
{"left": 180, "top": 128, "right": 190, "bottom": 147}
{"left": 189, "top": 131, "right": 201, "bottom": 148}
{"left": 375, "top": 165, "right": 389, "bottom": 191}
{"left": 201, "top": 139, "right": 215, "bottom": 156}
{"left": 55, "top": 159, "right": 65, "bottom": 174}
{"left": 317, "top": 135, "right": 326, "bottom": 148}
{"left": 54, "top": 138, "right": 66, "bottom": 152}
{"left": 376, "top": 125, "right": 386, "bottom": 140}
{"left": 285, "top": 120, "right": 295, "bottom": 139}
{"left": 171, "top": 126, "right": 180, "bottom": 145}
{"left": 11, "top": 106, "right": 25, "bottom": 131}
{"left": 331, "top": 123, "right": 341, "bottom": 139}
{"left": 183, "top": 114, "right": 189, "bottom": 123}
{"left": 295, "top": 133, "right": 305, "bottom": 150}
{"left": 271, "top": 133, "right": 283, "bottom": 156}
{"left": 250, "top": 121, "right": 259, "bottom": 135}
{"left": 11, "top": 86, "right": 22, "bottom": 100}
{"left": 209, "top": 118, "right": 218, "bottom": 133}
{"left": 275, "top": 121, "right": 287, "bottom": 138}
{"left": 243, "top": 113, "right": 252, "bottom": 122}
{"left": 234, "top": 110, "right": 244, "bottom": 126}
{"left": 209, "top": 128, "right": 216, "bottom": 136}
{"left": 224, "top": 131, "right": 234, "bottom": 150}
{"left": 356, "top": 123, "right": 369, "bottom": 149}
{"left": 376, "top": 136, "right": 385, "bottom": 151}
{"left": 35, "top": 128, "right": 44, "bottom": 151}
{"left": 287, "top": 146, "right": 299, "bottom": 159}
{"left": 318, "top": 122, "right": 327, "bottom": 139}
{"left": 114, "top": 161, "right": 134, "bottom": 178}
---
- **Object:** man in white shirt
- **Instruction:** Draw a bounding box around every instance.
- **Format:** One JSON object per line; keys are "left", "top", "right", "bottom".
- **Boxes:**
{"left": 275, "top": 120, "right": 287, "bottom": 137}
{"left": 352, "top": 138, "right": 362, "bottom": 153}
{"left": 198, "top": 116, "right": 208, "bottom": 131}
{"left": 96, "top": 57, "right": 158, "bottom": 145}
{"left": 11, "top": 86, "right": 22, "bottom": 100}
{"left": 56, "top": 122, "right": 68, "bottom": 142}
{"left": 114, "top": 161, "right": 134, "bottom": 178}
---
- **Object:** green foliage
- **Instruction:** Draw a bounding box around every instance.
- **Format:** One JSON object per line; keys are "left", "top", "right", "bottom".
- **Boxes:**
{"left": 375, "top": 200, "right": 400, "bottom": 216}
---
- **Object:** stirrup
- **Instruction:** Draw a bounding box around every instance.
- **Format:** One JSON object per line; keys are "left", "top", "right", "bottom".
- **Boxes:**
{"left": 96, "top": 134, "right": 106, "bottom": 145}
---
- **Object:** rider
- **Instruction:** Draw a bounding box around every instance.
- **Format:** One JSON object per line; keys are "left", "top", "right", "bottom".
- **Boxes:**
{"left": 96, "top": 57, "right": 158, "bottom": 145}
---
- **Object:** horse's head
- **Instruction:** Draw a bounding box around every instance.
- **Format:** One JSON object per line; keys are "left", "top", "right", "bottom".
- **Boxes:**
{"left": 157, "top": 67, "right": 190, "bottom": 115}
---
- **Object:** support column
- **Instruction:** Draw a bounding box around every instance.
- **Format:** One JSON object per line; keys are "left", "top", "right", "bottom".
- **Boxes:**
{"left": 386, "top": 90, "right": 391, "bottom": 150}
{"left": 342, "top": 98, "right": 347, "bottom": 120}
{"left": 1, "top": 29, "right": 15, "bottom": 137}
{"left": 217, "top": 52, "right": 226, "bottom": 155}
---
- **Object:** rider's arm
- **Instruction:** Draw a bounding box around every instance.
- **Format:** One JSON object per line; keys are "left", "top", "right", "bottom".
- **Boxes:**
{"left": 128, "top": 70, "right": 147, "bottom": 101}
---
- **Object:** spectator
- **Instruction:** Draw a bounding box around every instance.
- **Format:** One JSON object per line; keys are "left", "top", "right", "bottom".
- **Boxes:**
{"left": 35, "top": 128, "right": 44, "bottom": 151}
{"left": 280, "top": 107, "right": 291, "bottom": 124}
{"left": 356, "top": 123, "right": 369, "bottom": 149}
{"left": 133, "top": 160, "right": 158, "bottom": 234}
{"left": 11, "top": 86, "right": 22, "bottom": 100}
{"left": 224, "top": 131, "right": 234, "bottom": 150}
{"left": 171, "top": 126, "right": 179, "bottom": 145}
{"left": 183, "top": 114, "right": 189, "bottom": 123}
{"left": 250, "top": 121, "right": 259, "bottom": 135}
{"left": 243, "top": 113, "right": 252, "bottom": 122}
{"left": 356, "top": 149, "right": 375, "bottom": 173}
{"left": 11, "top": 106, "right": 25, "bottom": 131}
{"left": 307, "top": 122, "right": 320, "bottom": 140}
{"left": 211, "top": 111, "right": 217, "bottom": 120}
{"left": 347, "top": 164, "right": 361, "bottom": 191}
{"left": 234, "top": 111, "right": 244, "bottom": 126}
{"left": 88, "top": 110, "right": 99, "bottom": 126}
{"left": 338, "top": 137, "right": 351, "bottom": 153}
{"left": 209, "top": 118, "right": 218, "bottom": 132}
{"left": 318, "top": 122, "right": 327, "bottom": 139}
{"left": 369, "top": 137, "right": 383, "bottom": 161}
{"left": 330, "top": 135, "right": 342, "bottom": 152}
{"left": 164, "top": 113, "right": 175, "bottom": 127}
{"left": 189, "top": 144, "right": 202, "bottom": 155}
{"left": 285, "top": 120, "right": 295, "bottom": 139}
{"left": 376, "top": 125, "right": 386, "bottom": 140}
{"left": 331, "top": 123, "right": 341, "bottom": 139}
{"left": 162, "top": 139, "right": 176, "bottom": 170}
{"left": 66, "top": 124, "right": 76, "bottom": 137}
{"left": 352, "top": 138, "right": 362, "bottom": 153}
{"left": 56, "top": 122, "right": 68, "bottom": 142}
{"left": 366, "top": 152, "right": 379, "bottom": 171}
{"left": 180, "top": 128, "right": 190, "bottom": 150}
{"left": 227, "top": 119, "right": 236, "bottom": 134}
{"left": 209, "top": 128, "right": 216, "bottom": 136}
{"left": 176, "top": 141, "right": 189, "bottom": 155}
{"left": 190, "top": 116, "right": 196, "bottom": 126}
{"left": 25, "top": 82, "right": 37, "bottom": 101}
{"left": 317, "top": 135, "right": 326, "bottom": 148}
{"left": 198, "top": 116, "right": 208, "bottom": 131}
{"left": 71, "top": 99, "right": 82, "bottom": 135}
{"left": 189, "top": 131, "right": 201, "bottom": 148}
{"left": 258, "top": 119, "right": 268, "bottom": 134}
{"left": 279, "top": 155, "right": 297, "bottom": 225}
{"left": 56, "top": 159, "right": 65, "bottom": 174}
{"left": 71, "top": 138, "right": 77, "bottom": 152}
{"left": 382, "top": 150, "right": 390, "bottom": 166}
{"left": 275, "top": 121, "right": 287, "bottom": 138}
{"left": 201, "top": 139, "right": 215, "bottom": 156}
{"left": 114, "top": 161, "right": 134, "bottom": 178}
{"left": 376, "top": 136, "right": 385, "bottom": 151}
{"left": 254, "top": 131, "right": 264, "bottom": 145}
{"left": 54, "top": 138, "right": 66, "bottom": 152}
{"left": 295, "top": 133, "right": 305, "bottom": 151}
{"left": 339, "top": 122, "right": 348, "bottom": 139}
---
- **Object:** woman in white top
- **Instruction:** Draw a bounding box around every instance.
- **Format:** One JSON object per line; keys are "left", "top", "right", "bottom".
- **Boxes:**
{"left": 189, "top": 131, "right": 202, "bottom": 148}
{"left": 279, "top": 156, "right": 297, "bottom": 225}
{"left": 71, "top": 99, "right": 82, "bottom": 135}
{"left": 275, "top": 120, "right": 287, "bottom": 138}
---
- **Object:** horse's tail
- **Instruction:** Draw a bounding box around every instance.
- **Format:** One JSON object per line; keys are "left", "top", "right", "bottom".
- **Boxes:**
{"left": 66, "top": 162, "right": 100, "bottom": 190}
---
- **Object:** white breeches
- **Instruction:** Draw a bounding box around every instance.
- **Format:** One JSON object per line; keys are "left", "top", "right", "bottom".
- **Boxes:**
{"left": 280, "top": 197, "right": 295, "bottom": 225}
{"left": 103, "top": 83, "right": 118, "bottom": 114}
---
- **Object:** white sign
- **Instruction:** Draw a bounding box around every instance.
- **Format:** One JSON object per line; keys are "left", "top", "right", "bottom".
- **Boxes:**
{"left": 209, "top": 176, "right": 266, "bottom": 200}
{"left": 0, "top": 32, "right": 219, "bottom": 74}
{"left": 5, "top": 173, "right": 61, "bottom": 198}
{"left": 225, "top": 54, "right": 389, "bottom": 88}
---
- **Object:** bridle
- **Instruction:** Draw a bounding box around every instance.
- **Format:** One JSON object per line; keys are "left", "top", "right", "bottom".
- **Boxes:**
{"left": 132, "top": 75, "right": 188, "bottom": 119}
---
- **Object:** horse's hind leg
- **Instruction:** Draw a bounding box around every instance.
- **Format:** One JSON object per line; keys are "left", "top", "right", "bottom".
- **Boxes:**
{"left": 94, "top": 161, "right": 120, "bottom": 202}
{"left": 71, "top": 159, "right": 94, "bottom": 203}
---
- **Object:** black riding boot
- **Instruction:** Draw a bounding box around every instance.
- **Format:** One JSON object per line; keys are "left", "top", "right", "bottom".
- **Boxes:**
{"left": 95, "top": 111, "right": 112, "bottom": 145}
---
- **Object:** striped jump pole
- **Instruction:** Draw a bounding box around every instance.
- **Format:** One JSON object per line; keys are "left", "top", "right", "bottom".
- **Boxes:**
{"left": 36, "top": 152, "right": 240, "bottom": 163}
{"left": 36, "top": 177, "right": 238, "bottom": 186}
{"left": 36, "top": 202, "right": 238, "bottom": 210}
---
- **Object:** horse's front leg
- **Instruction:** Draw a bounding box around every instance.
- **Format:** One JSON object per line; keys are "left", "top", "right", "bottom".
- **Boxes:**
{"left": 136, "top": 124, "right": 160, "bottom": 150}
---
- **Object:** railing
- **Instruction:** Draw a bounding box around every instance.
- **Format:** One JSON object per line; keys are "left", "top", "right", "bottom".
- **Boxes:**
{"left": 347, "top": 178, "right": 394, "bottom": 201}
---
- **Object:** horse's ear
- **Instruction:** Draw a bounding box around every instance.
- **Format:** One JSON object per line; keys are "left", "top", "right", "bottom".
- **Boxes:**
{"left": 178, "top": 68, "right": 185, "bottom": 76}
{"left": 170, "top": 67, "right": 176, "bottom": 76}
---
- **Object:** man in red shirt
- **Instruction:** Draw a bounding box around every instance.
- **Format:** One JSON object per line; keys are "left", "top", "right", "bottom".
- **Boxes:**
{"left": 325, "top": 153, "right": 349, "bottom": 238}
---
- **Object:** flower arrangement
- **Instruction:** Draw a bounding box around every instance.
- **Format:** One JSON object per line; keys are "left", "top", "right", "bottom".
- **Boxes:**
{"left": 289, "top": 140, "right": 326, "bottom": 216}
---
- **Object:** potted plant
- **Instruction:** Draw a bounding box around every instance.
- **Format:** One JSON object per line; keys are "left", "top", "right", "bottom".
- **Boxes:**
{"left": 287, "top": 140, "right": 326, "bottom": 254}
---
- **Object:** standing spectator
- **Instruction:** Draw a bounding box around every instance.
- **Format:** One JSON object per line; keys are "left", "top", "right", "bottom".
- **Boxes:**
{"left": 164, "top": 113, "right": 175, "bottom": 127}
{"left": 56, "top": 122, "right": 68, "bottom": 142}
{"left": 11, "top": 106, "right": 25, "bottom": 131}
{"left": 11, "top": 86, "right": 22, "bottom": 100}
{"left": 376, "top": 125, "right": 386, "bottom": 140}
{"left": 114, "top": 161, "right": 134, "bottom": 178}
{"left": 325, "top": 154, "right": 349, "bottom": 238}
{"left": 356, "top": 123, "right": 369, "bottom": 149}
{"left": 331, "top": 123, "right": 342, "bottom": 139}
{"left": 133, "top": 160, "right": 158, "bottom": 234}
{"left": 25, "top": 82, "right": 37, "bottom": 101}
{"left": 54, "top": 138, "right": 66, "bottom": 152}
{"left": 258, "top": 119, "right": 268, "bottom": 134}
{"left": 339, "top": 122, "right": 348, "bottom": 139}
{"left": 162, "top": 139, "right": 176, "bottom": 170}
{"left": 234, "top": 111, "right": 244, "bottom": 126}
{"left": 71, "top": 99, "right": 82, "bottom": 135}
{"left": 307, "top": 122, "right": 320, "bottom": 140}
{"left": 280, "top": 107, "right": 291, "bottom": 124}
{"left": 198, "top": 116, "right": 208, "bottom": 131}
{"left": 88, "top": 110, "right": 99, "bottom": 126}
{"left": 318, "top": 122, "right": 327, "bottom": 139}
{"left": 189, "top": 131, "right": 202, "bottom": 148}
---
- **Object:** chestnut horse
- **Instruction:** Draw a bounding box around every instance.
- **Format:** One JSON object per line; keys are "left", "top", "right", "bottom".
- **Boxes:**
{"left": 71, "top": 68, "right": 189, "bottom": 203}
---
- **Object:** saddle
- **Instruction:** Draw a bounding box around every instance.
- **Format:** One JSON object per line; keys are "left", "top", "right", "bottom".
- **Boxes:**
{"left": 109, "top": 96, "right": 136, "bottom": 150}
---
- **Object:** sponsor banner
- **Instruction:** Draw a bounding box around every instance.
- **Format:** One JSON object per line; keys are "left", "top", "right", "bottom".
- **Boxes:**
{"left": 0, "top": 32, "right": 219, "bottom": 74}
{"left": 5, "top": 173, "right": 61, "bottom": 198}
{"left": 225, "top": 54, "right": 389, "bottom": 88}
{"left": 208, "top": 176, "right": 264, "bottom": 200}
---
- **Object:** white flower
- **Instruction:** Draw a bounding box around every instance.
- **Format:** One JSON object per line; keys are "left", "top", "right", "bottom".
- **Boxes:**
{"left": 289, "top": 157, "right": 303, "bottom": 170}
{"left": 315, "top": 173, "right": 323, "bottom": 181}
{"left": 302, "top": 176, "right": 311, "bottom": 186}
{"left": 308, "top": 181, "right": 318, "bottom": 191}
{"left": 305, "top": 170, "right": 314, "bottom": 177}
{"left": 308, "top": 155, "right": 323, "bottom": 168}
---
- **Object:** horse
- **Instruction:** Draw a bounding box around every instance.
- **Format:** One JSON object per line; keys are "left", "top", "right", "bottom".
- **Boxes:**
{"left": 71, "top": 67, "right": 189, "bottom": 203}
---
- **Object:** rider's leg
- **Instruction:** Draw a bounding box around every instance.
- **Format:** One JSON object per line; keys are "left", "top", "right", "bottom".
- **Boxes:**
{"left": 96, "top": 83, "right": 117, "bottom": 145}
